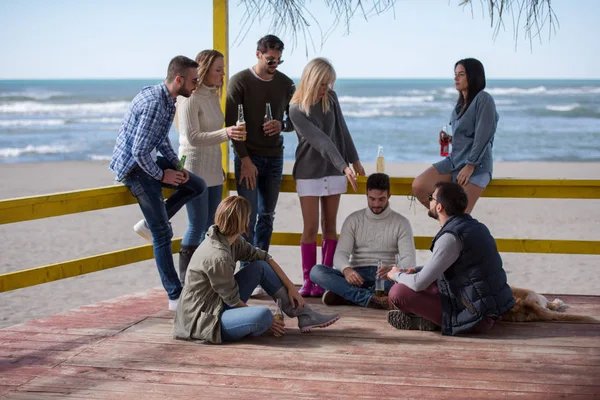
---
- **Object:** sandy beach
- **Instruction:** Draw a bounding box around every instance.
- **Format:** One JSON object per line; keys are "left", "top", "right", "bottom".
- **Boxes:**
{"left": 1, "top": 160, "right": 599, "bottom": 328}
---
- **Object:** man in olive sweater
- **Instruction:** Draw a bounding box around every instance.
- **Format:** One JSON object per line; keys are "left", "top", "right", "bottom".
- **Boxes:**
{"left": 225, "top": 34, "right": 295, "bottom": 257}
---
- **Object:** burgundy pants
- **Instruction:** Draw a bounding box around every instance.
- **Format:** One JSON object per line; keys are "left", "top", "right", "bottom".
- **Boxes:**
{"left": 388, "top": 282, "right": 496, "bottom": 334}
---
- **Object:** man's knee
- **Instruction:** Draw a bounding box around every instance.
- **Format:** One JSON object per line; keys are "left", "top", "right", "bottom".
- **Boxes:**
{"left": 310, "top": 264, "right": 332, "bottom": 285}
{"left": 388, "top": 283, "right": 414, "bottom": 310}
{"left": 150, "top": 222, "right": 173, "bottom": 244}
{"left": 257, "top": 211, "right": 275, "bottom": 227}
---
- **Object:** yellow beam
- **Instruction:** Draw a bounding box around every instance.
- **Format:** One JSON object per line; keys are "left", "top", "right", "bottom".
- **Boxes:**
{"left": 0, "top": 239, "right": 180, "bottom": 293}
{"left": 0, "top": 186, "right": 174, "bottom": 225}
{"left": 2, "top": 234, "right": 598, "bottom": 292}
{"left": 2, "top": 176, "right": 599, "bottom": 225}
{"left": 215, "top": 0, "right": 230, "bottom": 199}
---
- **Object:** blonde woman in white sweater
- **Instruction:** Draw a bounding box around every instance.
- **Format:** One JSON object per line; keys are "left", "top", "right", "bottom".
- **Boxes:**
{"left": 177, "top": 50, "right": 246, "bottom": 284}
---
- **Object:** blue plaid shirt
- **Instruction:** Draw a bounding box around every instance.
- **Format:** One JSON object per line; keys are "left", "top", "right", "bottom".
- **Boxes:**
{"left": 109, "top": 83, "right": 179, "bottom": 181}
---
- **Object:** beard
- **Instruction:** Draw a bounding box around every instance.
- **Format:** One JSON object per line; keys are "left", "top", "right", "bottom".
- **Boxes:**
{"left": 428, "top": 208, "right": 438, "bottom": 220}
{"left": 369, "top": 203, "right": 388, "bottom": 215}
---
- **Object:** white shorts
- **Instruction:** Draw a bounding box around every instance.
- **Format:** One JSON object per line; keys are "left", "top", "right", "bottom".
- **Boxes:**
{"left": 296, "top": 175, "right": 347, "bottom": 197}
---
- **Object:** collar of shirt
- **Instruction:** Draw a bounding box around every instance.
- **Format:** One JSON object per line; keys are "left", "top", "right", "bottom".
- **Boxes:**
{"left": 158, "top": 82, "right": 177, "bottom": 107}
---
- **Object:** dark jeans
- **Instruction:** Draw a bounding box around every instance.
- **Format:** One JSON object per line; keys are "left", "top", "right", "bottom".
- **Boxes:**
{"left": 234, "top": 155, "right": 283, "bottom": 252}
{"left": 182, "top": 185, "right": 223, "bottom": 246}
{"left": 310, "top": 265, "right": 395, "bottom": 307}
{"left": 220, "top": 260, "right": 285, "bottom": 342}
{"left": 122, "top": 157, "right": 206, "bottom": 300}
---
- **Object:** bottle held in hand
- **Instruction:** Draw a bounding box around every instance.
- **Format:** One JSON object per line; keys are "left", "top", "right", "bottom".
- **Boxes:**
{"left": 177, "top": 155, "right": 186, "bottom": 171}
{"left": 274, "top": 298, "right": 284, "bottom": 322}
{"left": 263, "top": 102, "right": 273, "bottom": 135}
{"left": 440, "top": 125, "right": 451, "bottom": 157}
{"left": 236, "top": 104, "right": 247, "bottom": 141}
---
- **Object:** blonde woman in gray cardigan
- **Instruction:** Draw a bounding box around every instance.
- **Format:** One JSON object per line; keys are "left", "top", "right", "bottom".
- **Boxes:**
{"left": 289, "top": 58, "right": 365, "bottom": 298}
{"left": 175, "top": 50, "right": 246, "bottom": 286}
{"left": 173, "top": 196, "right": 340, "bottom": 344}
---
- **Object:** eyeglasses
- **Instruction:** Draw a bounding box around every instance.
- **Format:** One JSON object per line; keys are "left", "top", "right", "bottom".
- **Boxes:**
{"left": 264, "top": 56, "right": 284, "bottom": 66}
{"left": 179, "top": 76, "right": 200, "bottom": 85}
{"left": 428, "top": 194, "right": 437, "bottom": 202}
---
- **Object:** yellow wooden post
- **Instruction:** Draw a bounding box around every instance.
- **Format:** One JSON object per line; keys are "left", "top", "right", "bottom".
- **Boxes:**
{"left": 214, "top": 0, "right": 230, "bottom": 199}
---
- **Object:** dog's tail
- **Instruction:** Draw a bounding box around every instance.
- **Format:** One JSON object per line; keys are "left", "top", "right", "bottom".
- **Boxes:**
{"left": 504, "top": 303, "right": 598, "bottom": 323}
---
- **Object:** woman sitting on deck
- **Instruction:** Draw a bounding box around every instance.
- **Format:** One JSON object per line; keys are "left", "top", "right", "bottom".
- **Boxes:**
{"left": 173, "top": 196, "right": 340, "bottom": 344}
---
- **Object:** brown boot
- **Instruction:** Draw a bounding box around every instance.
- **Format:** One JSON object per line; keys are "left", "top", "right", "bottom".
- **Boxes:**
{"left": 322, "top": 290, "right": 353, "bottom": 306}
{"left": 367, "top": 295, "right": 391, "bottom": 310}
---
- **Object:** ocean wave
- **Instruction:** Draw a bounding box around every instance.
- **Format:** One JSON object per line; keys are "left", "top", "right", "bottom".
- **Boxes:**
{"left": 0, "top": 101, "right": 129, "bottom": 115}
{"left": 0, "top": 119, "right": 66, "bottom": 127}
{"left": 89, "top": 154, "right": 112, "bottom": 161}
{"left": 0, "top": 90, "right": 71, "bottom": 101}
{"left": 442, "top": 86, "right": 600, "bottom": 96}
{"left": 345, "top": 110, "right": 424, "bottom": 118}
{"left": 338, "top": 95, "right": 435, "bottom": 104}
{"left": 0, "top": 145, "right": 73, "bottom": 158}
{"left": 77, "top": 117, "right": 122, "bottom": 124}
{"left": 545, "top": 104, "right": 580, "bottom": 112}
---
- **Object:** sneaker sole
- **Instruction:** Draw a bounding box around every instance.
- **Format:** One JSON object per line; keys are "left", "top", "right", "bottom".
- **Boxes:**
{"left": 387, "top": 311, "right": 438, "bottom": 331}
{"left": 300, "top": 315, "right": 340, "bottom": 333}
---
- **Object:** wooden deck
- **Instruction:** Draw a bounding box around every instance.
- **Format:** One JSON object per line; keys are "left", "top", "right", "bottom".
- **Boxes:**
{"left": 1, "top": 289, "right": 599, "bottom": 399}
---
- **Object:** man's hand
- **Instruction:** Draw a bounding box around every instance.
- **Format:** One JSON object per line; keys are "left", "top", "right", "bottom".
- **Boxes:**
{"left": 263, "top": 120, "right": 282, "bottom": 136}
{"left": 269, "top": 318, "right": 286, "bottom": 337}
{"left": 287, "top": 286, "right": 305, "bottom": 309}
{"left": 343, "top": 267, "right": 364, "bottom": 287}
{"left": 239, "top": 157, "right": 258, "bottom": 190}
{"left": 377, "top": 265, "right": 393, "bottom": 279}
{"left": 180, "top": 168, "right": 190, "bottom": 184}
{"left": 161, "top": 169, "right": 185, "bottom": 186}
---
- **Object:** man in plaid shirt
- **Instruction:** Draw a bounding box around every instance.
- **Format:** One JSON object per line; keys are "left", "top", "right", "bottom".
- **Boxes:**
{"left": 110, "top": 56, "right": 206, "bottom": 311}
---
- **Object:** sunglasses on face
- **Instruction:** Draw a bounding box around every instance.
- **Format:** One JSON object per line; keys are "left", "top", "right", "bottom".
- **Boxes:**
{"left": 428, "top": 194, "right": 437, "bottom": 202}
{"left": 264, "top": 56, "right": 284, "bottom": 66}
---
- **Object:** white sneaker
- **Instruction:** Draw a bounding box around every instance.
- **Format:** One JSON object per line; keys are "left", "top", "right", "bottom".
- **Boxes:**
{"left": 168, "top": 298, "right": 179, "bottom": 311}
{"left": 251, "top": 286, "right": 267, "bottom": 297}
{"left": 133, "top": 219, "right": 152, "bottom": 242}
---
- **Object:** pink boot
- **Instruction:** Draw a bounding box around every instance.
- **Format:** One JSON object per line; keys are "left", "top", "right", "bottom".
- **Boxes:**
{"left": 299, "top": 242, "right": 317, "bottom": 297}
{"left": 311, "top": 238, "right": 338, "bottom": 297}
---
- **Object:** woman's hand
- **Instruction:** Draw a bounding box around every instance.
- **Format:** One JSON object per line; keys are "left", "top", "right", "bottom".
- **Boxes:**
{"left": 344, "top": 166, "right": 358, "bottom": 192}
{"left": 438, "top": 130, "right": 452, "bottom": 145}
{"left": 226, "top": 125, "right": 247, "bottom": 141}
{"left": 353, "top": 160, "right": 366, "bottom": 176}
{"left": 456, "top": 164, "right": 475, "bottom": 186}
{"left": 287, "top": 286, "right": 305, "bottom": 309}
{"left": 269, "top": 318, "right": 286, "bottom": 337}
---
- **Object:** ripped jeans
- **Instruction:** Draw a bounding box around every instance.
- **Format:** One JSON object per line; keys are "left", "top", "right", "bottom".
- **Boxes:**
{"left": 234, "top": 155, "right": 283, "bottom": 252}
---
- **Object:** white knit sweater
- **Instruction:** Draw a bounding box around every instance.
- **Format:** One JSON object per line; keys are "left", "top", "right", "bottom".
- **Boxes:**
{"left": 333, "top": 206, "right": 417, "bottom": 271}
{"left": 177, "top": 84, "right": 229, "bottom": 187}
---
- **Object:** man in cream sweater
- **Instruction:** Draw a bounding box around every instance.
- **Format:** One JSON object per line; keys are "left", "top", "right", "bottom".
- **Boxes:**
{"left": 310, "top": 173, "right": 417, "bottom": 309}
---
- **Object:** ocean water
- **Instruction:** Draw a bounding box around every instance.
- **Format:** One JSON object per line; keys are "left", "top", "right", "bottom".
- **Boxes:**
{"left": 1, "top": 78, "right": 599, "bottom": 164}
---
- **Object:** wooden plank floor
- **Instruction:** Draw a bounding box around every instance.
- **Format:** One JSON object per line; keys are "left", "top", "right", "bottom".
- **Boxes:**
{"left": 1, "top": 289, "right": 599, "bottom": 399}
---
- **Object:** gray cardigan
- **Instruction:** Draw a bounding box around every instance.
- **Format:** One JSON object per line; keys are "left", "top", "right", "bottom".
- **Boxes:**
{"left": 290, "top": 91, "right": 359, "bottom": 180}
{"left": 172, "top": 225, "right": 271, "bottom": 344}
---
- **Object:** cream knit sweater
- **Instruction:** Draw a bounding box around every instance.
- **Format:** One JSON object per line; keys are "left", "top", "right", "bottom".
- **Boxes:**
{"left": 177, "top": 84, "right": 229, "bottom": 187}
{"left": 333, "top": 205, "right": 417, "bottom": 272}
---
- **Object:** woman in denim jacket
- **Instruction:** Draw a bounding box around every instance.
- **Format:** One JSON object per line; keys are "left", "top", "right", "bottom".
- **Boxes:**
{"left": 412, "top": 58, "right": 499, "bottom": 214}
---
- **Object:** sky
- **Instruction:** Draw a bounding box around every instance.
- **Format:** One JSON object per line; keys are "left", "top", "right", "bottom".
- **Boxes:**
{"left": 0, "top": 0, "right": 597, "bottom": 80}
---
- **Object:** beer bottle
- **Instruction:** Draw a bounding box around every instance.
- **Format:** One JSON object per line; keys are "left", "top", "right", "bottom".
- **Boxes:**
{"left": 236, "top": 104, "right": 246, "bottom": 141}
{"left": 375, "top": 259, "right": 385, "bottom": 297}
{"left": 274, "top": 298, "right": 284, "bottom": 322}
{"left": 376, "top": 145, "right": 385, "bottom": 173}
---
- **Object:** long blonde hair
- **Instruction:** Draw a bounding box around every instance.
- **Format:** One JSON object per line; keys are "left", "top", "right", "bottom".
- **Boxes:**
{"left": 290, "top": 58, "right": 336, "bottom": 115}
{"left": 175, "top": 49, "right": 224, "bottom": 131}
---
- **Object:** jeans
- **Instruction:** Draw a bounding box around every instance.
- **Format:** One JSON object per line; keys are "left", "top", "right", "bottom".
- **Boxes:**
{"left": 310, "top": 265, "right": 395, "bottom": 307}
{"left": 220, "top": 260, "right": 284, "bottom": 342}
{"left": 182, "top": 185, "right": 223, "bottom": 246}
{"left": 122, "top": 156, "right": 206, "bottom": 300}
{"left": 234, "top": 155, "right": 283, "bottom": 252}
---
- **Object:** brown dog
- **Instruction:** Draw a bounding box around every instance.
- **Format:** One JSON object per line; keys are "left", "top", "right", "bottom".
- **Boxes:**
{"left": 502, "top": 287, "right": 597, "bottom": 323}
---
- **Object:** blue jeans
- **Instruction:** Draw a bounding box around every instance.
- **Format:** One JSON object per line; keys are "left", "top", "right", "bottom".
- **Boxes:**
{"left": 234, "top": 155, "right": 283, "bottom": 252}
{"left": 182, "top": 185, "right": 222, "bottom": 246}
{"left": 220, "top": 260, "right": 284, "bottom": 342}
{"left": 122, "top": 157, "right": 206, "bottom": 300}
{"left": 310, "top": 265, "right": 395, "bottom": 307}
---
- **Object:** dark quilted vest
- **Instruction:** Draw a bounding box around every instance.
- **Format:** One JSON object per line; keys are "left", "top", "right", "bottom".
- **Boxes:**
{"left": 433, "top": 214, "right": 514, "bottom": 335}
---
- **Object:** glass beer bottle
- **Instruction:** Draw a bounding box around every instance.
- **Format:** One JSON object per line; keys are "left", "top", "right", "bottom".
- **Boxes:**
{"left": 263, "top": 103, "right": 273, "bottom": 136}
{"left": 274, "top": 298, "right": 284, "bottom": 322}
{"left": 375, "top": 259, "right": 385, "bottom": 297}
{"left": 236, "top": 104, "right": 246, "bottom": 141}
{"left": 376, "top": 145, "right": 385, "bottom": 173}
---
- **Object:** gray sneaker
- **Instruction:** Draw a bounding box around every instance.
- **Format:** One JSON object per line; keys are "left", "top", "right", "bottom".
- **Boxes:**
{"left": 387, "top": 310, "right": 439, "bottom": 331}
{"left": 297, "top": 305, "right": 340, "bottom": 333}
